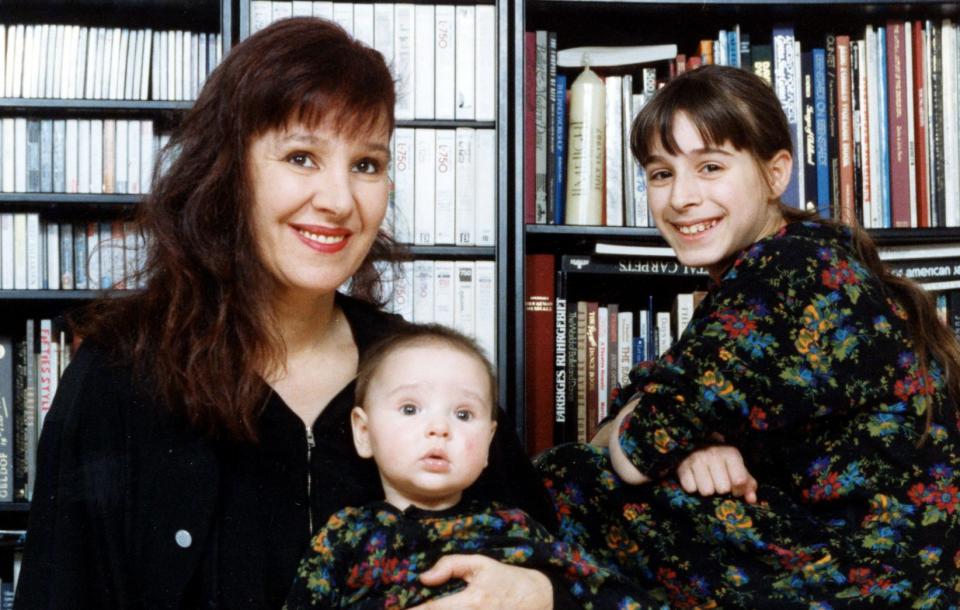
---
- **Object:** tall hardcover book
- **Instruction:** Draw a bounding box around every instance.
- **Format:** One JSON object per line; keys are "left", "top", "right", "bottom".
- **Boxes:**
{"left": 524, "top": 254, "right": 556, "bottom": 455}
{"left": 553, "top": 267, "right": 568, "bottom": 444}
{"left": 836, "top": 35, "right": 856, "bottom": 224}
{"left": 886, "top": 21, "right": 911, "bottom": 227}
{"left": 773, "top": 25, "right": 802, "bottom": 208}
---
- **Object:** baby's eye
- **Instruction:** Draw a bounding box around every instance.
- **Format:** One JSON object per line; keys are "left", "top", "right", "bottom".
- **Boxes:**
{"left": 400, "top": 404, "right": 419, "bottom": 416}
{"left": 354, "top": 158, "right": 382, "bottom": 174}
{"left": 287, "top": 152, "right": 318, "bottom": 168}
{"left": 455, "top": 409, "right": 473, "bottom": 421}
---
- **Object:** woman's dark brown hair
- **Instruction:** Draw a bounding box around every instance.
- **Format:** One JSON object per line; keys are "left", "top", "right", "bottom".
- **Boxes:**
{"left": 631, "top": 64, "right": 960, "bottom": 441}
{"left": 76, "top": 18, "right": 399, "bottom": 441}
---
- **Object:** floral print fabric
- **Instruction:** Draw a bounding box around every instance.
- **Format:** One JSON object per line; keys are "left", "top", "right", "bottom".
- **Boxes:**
{"left": 283, "top": 499, "right": 653, "bottom": 609}
{"left": 538, "top": 221, "right": 960, "bottom": 608}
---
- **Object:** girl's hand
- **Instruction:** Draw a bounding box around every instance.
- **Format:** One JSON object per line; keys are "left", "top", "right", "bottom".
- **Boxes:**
{"left": 410, "top": 555, "right": 552, "bottom": 610}
{"left": 677, "top": 444, "right": 758, "bottom": 504}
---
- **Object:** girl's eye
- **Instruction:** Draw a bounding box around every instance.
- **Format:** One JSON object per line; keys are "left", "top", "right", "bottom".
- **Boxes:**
{"left": 287, "top": 152, "right": 317, "bottom": 168}
{"left": 702, "top": 163, "right": 723, "bottom": 173}
{"left": 400, "top": 404, "right": 418, "bottom": 416}
{"left": 647, "top": 169, "right": 671, "bottom": 181}
{"left": 354, "top": 158, "right": 382, "bottom": 174}
{"left": 455, "top": 409, "right": 473, "bottom": 421}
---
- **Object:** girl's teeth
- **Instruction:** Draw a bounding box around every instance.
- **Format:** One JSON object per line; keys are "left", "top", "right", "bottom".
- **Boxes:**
{"left": 299, "top": 229, "right": 345, "bottom": 244}
{"left": 678, "top": 221, "right": 716, "bottom": 235}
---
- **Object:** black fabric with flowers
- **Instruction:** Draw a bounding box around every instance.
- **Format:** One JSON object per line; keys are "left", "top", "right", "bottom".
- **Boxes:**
{"left": 537, "top": 221, "right": 960, "bottom": 608}
{"left": 282, "top": 499, "right": 657, "bottom": 609}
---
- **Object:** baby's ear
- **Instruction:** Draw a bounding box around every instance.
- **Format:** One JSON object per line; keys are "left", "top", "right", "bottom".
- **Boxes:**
{"left": 351, "top": 406, "right": 373, "bottom": 458}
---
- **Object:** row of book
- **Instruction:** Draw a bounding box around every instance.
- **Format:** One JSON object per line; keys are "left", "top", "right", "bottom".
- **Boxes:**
{"left": 0, "top": 215, "right": 145, "bottom": 291}
{"left": 0, "top": 118, "right": 164, "bottom": 195}
{"left": 523, "top": 249, "right": 960, "bottom": 454}
{"left": 527, "top": 18, "right": 960, "bottom": 230}
{"left": 0, "top": 24, "right": 222, "bottom": 101}
{"left": 249, "top": 2, "right": 496, "bottom": 122}
{"left": 382, "top": 259, "right": 496, "bottom": 362}
{"left": 0, "top": 319, "right": 72, "bottom": 504}
{"left": 388, "top": 128, "right": 495, "bottom": 247}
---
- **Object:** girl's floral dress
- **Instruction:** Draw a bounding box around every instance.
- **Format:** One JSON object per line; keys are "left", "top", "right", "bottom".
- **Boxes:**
{"left": 283, "top": 499, "right": 653, "bottom": 609}
{"left": 538, "top": 221, "right": 960, "bottom": 609}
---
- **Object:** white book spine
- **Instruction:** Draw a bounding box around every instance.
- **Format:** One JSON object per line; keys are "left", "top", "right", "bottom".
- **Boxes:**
{"left": 52, "top": 120, "right": 65, "bottom": 192}
{"left": 332, "top": 3, "right": 354, "bottom": 36}
{"left": 454, "top": 6, "right": 475, "bottom": 120}
{"left": 77, "top": 119, "right": 91, "bottom": 194}
{"left": 453, "top": 260, "right": 475, "bottom": 337}
{"left": 90, "top": 119, "right": 103, "bottom": 194}
{"left": 474, "top": 6, "right": 496, "bottom": 122}
{"left": 393, "top": 4, "right": 416, "bottom": 121}
{"left": 60, "top": 222, "right": 73, "bottom": 289}
{"left": 130, "top": 30, "right": 143, "bottom": 101}
{"left": 433, "top": 260, "right": 455, "bottom": 326}
{"left": 656, "top": 311, "right": 672, "bottom": 357}
{"left": 273, "top": 1, "right": 294, "bottom": 23}
{"left": 475, "top": 129, "right": 496, "bottom": 246}
{"left": 37, "top": 24, "right": 49, "bottom": 98}
{"left": 292, "top": 1, "right": 313, "bottom": 17}
{"left": 312, "top": 2, "right": 334, "bottom": 20}
{"left": 140, "top": 29, "right": 152, "bottom": 100}
{"left": 414, "top": 128, "right": 436, "bottom": 245}
{"left": 413, "top": 259, "right": 435, "bottom": 323}
{"left": 11, "top": 25, "right": 24, "bottom": 98}
{"left": 14, "top": 118, "right": 27, "bottom": 192}
{"left": 26, "top": 213, "right": 40, "bottom": 290}
{"left": 393, "top": 261, "right": 414, "bottom": 322}
{"left": 0, "top": 213, "right": 12, "bottom": 289}
{"left": 943, "top": 21, "right": 959, "bottom": 226}
{"left": 372, "top": 4, "right": 394, "bottom": 67}
{"left": 118, "top": 28, "right": 132, "bottom": 100}
{"left": 21, "top": 25, "right": 34, "bottom": 98}
{"left": 474, "top": 260, "right": 496, "bottom": 361}
{"left": 0, "top": 27, "right": 5, "bottom": 98}
{"left": 454, "top": 127, "right": 476, "bottom": 246}
{"left": 128, "top": 120, "right": 141, "bottom": 194}
{"left": 38, "top": 319, "right": 54, "bottom": 431}
{"left": 414, "top": 5, "right": 435, "bottom": 119}
{"left": 115, "top": 120, "right": 128, "bottom": 193}
{"left": 434, "top": 5, "right": 456, "bottom": 120}
{"left": 865, "top": 27, "right": 883, "bottom": 228}
{"left": 250, "top": 1, "right": 274, "bottom": 34}
{"left": 86, "top": 222, "right": 100, "bottom": 290}
{"left": 65, "top": 119, "right": 78, "bottom": 193}
{"left": 110, "top": 27, "right": 124, "bottom": 99}
{"left": 150, "top": 31, "right": 160, "bottom": 100}
{"left": 604, "top": 75, "right": 624, "bottom": 226}
{"left": 46, "top": 223, "right": 60, "bottom": 290}
{"left": 85, "top": 27, "right": 99, "bottom": 99}
{"left": 166, "top": 31, "right": 176, "bottom": 102}
{"left": 393, "top": 128, "right": 415, "bottom": 243}
{"left": 434, "top": 129, "right": 455, "bottom": 244}
{"left": 13, "top": 214, "right": 26, "bottom": 289}
{"left": 141, "top": 120, "right": 154, "bottom": 193}
{"left": 353, "top": 4, "right": 374, "bottom": 47}
{"left": 597, "top": 306, "right": 609, "bottom": 421}
{"left": 617, "top": 311, "right": 633, "bottom": 385}
{"left": 1, "top": 119, "right": 12, "bottom": 192}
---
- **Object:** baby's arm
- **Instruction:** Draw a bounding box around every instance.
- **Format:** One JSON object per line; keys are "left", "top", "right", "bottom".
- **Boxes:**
{"left": 677, "top": 442, "right": 758, "bottom": 504}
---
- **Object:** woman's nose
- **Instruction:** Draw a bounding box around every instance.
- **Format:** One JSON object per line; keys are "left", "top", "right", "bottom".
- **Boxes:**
{"left": 310, "top": 170, "right": 354, "bottom": 217}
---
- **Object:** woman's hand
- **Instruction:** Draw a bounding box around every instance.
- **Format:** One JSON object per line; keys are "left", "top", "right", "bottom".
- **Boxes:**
{"left": 677, "top": 444, "right": 758, "bottom": 504}
{"left": 409, "top": 555, "right": 552, "bottom": 610}
{"left": 607, "top": 398, "right": 651, "bottom": 485}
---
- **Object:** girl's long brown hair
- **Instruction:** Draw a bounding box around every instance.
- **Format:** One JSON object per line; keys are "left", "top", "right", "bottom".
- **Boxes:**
{"left": 631, "top": 65, "right": 960, "bottom": 439}
{"left": 76, "top": 18, "right": 400, "bottom": 442}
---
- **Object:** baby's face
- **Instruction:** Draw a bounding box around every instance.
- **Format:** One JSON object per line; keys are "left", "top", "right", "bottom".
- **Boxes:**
{"left": 351, "top": 342, "right": 497, "bottom": 511}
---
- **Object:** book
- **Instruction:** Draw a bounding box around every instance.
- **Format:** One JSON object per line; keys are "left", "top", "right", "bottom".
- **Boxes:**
{"left": 523, "top": 31, "right": 537, "bottom": 224}
{"left": 454, "top": 128, "right": 476, "bottom": 246}
{"left": 0, "top": 335, "right": 12, "bottom": 502}
{"left": 413, "top": 128, "right": 436, "bottom": 245}
{"left": 474, "top": 5, "right": 496, "bottom": 122}
{"left": 524, "top": 254, "right": 555, "bottom": 455}
{"left": 434, "top": 130, "right": 455, "bottom": 244}
{"left": 553, "top": 267, "right": 568, "bottom": 443}
{"left": 393, "top": 4, "right": 416, "bottom": 121}
{"left": 392, "top": 128, "right": 415, "bottom": 244}
{"left": 604, "top": 75, "right": 624, "bottom": 226}
{"left": 836, "top": 35, "right": 855, "bottom": 224}
{"left": 414, "top": 5, "right": 435, "bottom": 120}
{"left": 575, "top": 300, "right": 587, "bottom": 442}
{"left": 453, "top": 260, "right": 475, "bottom": 338}
{"left": 886, "top": 21, "right": 911, "bottom": 227}
{"left": 564, "top": 253, "right": 707, "bottom": 277}
{"left": 433, "top": 260, "right": 455, "bottom": 326}
{"left": 475, "top": 129, "right": 496, "bottom": 246}
{"left": 434, "top": 5, "right": 456, "bottom": 121}
{"left": 773, "top": 25, "right": 802, "bottom": 208}
{"left": 585, "top": 301, "right": 599, "bottom": 441}
{"left": 412, "top": 259, "right": 434, "bottom": 324}
{"left": 454, "top": 6, "right": 475, "bottom": 120}
{"left": 534, "top": 31, "right": 548, "bottom": 224}
{"left": 474, "top": 261, "right": 496, "bottom": 363}
{"left": 557, "top": 44, "right": 677, "bottom": 68}
{"left": 553, "top": 74, "right": 567, "bottom": 225}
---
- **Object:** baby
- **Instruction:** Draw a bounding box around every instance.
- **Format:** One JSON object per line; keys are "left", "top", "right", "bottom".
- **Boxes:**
{"left": 284, "top": 323, "right": 649, "bottom": 609}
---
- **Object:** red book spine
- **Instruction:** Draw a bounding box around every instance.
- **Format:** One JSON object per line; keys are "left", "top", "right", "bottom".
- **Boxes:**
{"left": 886, "top": 21, "right": 911, "bottom": 228}
{"left": 912, "top": 21, "right": 930, "bottom": 227}
{"left": 524, "top": 32, "right": 536, "bottom": 224}
{"left": 836, "top": 36, "right": 855, "bottom": 225}
{"left": 524, "top": 254, "right": 556, "bottom": 455}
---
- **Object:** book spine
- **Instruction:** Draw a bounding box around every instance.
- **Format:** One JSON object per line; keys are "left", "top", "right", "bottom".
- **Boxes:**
{"left": 553, "top": 269, "right": 567, "bottom": 444}
{"left": 453, "top": 260, "right": 475, "bottom": 338}
{"left": 433, "top": 260, "right": 455, "bottom": 326}
{"left": 74, "top": 221, "right": 87, "bottom": 290}
{"left": 913, "top": 21, "right": 930, "bottom": 227}
{"left": 412, "top": 259, "right": 434, "bottom": 324}
{"left": 474, "top": 5, "right": 496, "bottom": 122}
{"left": 454, "top": 127, "right": 476, "bottom": 246}
{"left": 617, "top": 310, "right": 633, "bottom": 388}
{"left": 604, "top": 75, "right": 624, "bottom": 226}
{"left": 434, "top": 5, "right": 455, "bottom": 121}
{"left": 87, "top": 221, "right": 100, "bottom": 290}
{"left": 563, "top": 299, "right": 579, "bottom": 443}
{"left": 474, "top": 260, "right": 496, "bottom": 362}
{"left": 824, "top": 35, "right": 840, "bottom": 218}
{"left": 0, "top": 214, "right": 12, "bottom": 289}
{"left": 534, "top": 30, "right": 548, "bottom": 224}
{"left": 60, "top": 223, "right": 74, "bottom": 290}
{"left": 23, "top": 320, "right": 36, "bottom": 500}
{"left": 413, "top": 128, "right": 436, "bottom": 245}
{"left": 801, "top": 52, "right": 818, "bottom": 213}
{"left": 553, "top": 74, "right": 567, "bottom": 225}
{"left": 524, "top": 254, "right": 555, "bottom": 455}
{"left": 25, "top": 213, "right": 40, "bottom": 290}
{"left": 454, "top": 6, "right": 475, "bottom": 120}
{"left": 585, "top": 302, "right": 599, "bottom": 441}
{"left": 575, "top": 301, "right": 587, "bottom": 443}
{"left": 773, "top": 26, "right": 802, "bottom": 208}
{"left": 0, "top": 335, "right": 13, "bottom": 502}
{"left": 546, "top": 32, "right": 557, "bottom": 225}
{"left": 877, "top": 27, "right": 892, "bottom": 227}
{"left": 887, "top": 21, "right": 911, "bottom": 227}
{"left": 523, "top": 32, "right": 536, "bottom": 225}
{"left": 414, "top": 5, "right": 435, "bottom": 120}
{"left": 39, "top": 120, "right": 53, "bottom": 193}
{"left": 813, "top": 48, "right": 831, "bottom": 217}
{"left": 475, "top": 129, "right": 496, "bottom": 246}
{"left": 836, "top": 35, "right": 856, "bottom": 224}
{"left": 434, "top": 129, "right": 455, "bottom": 245}
{"left": 597, "top": 306, "right": 609, "bottom": 423}
{"left": 393, "top": 4, "right": 415, "bottom": 121}
{"left": 392, "top": 128, "right": 415, "bottom": 244}
{"left": 46, "top": 223, "right": 60, "bottom": 290}
{"left": 929, "top": 22, "right": 944, "bottom": 225}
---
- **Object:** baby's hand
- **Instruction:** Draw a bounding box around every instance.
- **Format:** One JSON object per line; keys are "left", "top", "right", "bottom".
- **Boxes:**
{"left": 677, "top": 444, "right": 758, "bottom": 504}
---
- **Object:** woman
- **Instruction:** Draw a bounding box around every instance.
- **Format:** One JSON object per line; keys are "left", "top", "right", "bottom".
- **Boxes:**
{"left": 539, "top": 65, "right": 960, "bottom": 608}
{"left": 16, "top": 18, "right": 557, "bottom": 609}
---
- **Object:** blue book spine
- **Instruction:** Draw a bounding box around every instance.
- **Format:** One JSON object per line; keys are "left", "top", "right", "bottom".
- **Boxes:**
{"left": 553, "top": 73, "right": 567, "bottom": 225}
{"left": 727, "top": 29, "right": 740, "bottom": 68}
{"left": 772, "top": 25, "right": 801, "bottom": 208}
{"left": 813, "top": 48, "right": 831, "bottom": 217}
{"left": 632, "top": 337, "right": 645, "bottom": 366}
{"left": 877, "top": 27, "right": 891, "bottom": 227}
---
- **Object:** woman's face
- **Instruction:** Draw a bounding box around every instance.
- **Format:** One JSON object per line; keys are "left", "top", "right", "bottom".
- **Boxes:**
{"left": 643, "top": 112, "right": 790, "bottom": 281}
{"left": 247, "top": 120, "right": 391, "bottom": 300}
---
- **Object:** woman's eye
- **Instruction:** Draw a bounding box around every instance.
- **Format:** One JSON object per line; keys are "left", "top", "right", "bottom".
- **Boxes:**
{"left": 455, "top": 409, "right": 473, "bottom": 421}
{"left": 287, "top": 153, "right": 317, "bottom": 168}
{"left": 354, "top": 159, "right": 381, "bottom": 174}
{"left": 400, "top": 404, "right": 418, "bottom": 415}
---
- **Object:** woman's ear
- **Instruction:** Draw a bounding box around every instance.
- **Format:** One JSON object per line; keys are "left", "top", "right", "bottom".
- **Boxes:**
{"left": 351, "top": 406, "right": 373, "bottom": 458}
{"left": 764, "top": 149, "right": 793, "bottom": 201}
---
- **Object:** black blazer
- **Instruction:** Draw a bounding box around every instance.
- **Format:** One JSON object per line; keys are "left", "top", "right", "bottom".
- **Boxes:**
{"left": 15, "top": 295, "right": 557, "bottom": 609}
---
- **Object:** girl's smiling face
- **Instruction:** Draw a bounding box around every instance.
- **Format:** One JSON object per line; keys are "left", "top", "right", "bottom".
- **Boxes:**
{"left": 644, "top": 112, "right": 792, "bottom": 281}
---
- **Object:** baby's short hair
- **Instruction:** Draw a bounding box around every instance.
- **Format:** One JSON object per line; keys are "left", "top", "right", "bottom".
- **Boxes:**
{"left": 355, "top": 323, "right": 498, "bottom": 420}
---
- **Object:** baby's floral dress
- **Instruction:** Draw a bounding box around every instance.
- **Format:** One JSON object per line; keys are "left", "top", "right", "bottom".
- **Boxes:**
{"left": 538, "top": 221, "right": 960, "bottom": 609}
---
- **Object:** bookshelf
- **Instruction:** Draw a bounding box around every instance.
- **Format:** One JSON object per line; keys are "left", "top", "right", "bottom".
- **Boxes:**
{"left": 512, "top": 0, "right": 960, "bottom": 452}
